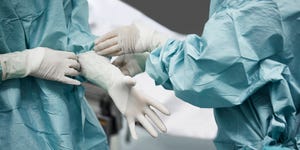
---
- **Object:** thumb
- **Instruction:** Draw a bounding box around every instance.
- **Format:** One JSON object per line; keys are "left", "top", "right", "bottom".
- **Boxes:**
{"left": 120, "top": 67, "right": 131, "bottom": 76}
{"left": 112, "top": 55, "right": 125, "bottom": 66}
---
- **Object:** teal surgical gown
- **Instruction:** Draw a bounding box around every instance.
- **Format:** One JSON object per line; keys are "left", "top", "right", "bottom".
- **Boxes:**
{"left": 146, "top": 0, "right": 300, "bottom": 149}
{"left": 0, "top": 0, "right": 108, "bottom": 149}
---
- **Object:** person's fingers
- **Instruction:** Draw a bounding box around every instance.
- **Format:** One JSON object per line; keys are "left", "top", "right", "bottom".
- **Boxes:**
{"left": 63, "top": 51, "right": 78, "bottom": 60}
{"left": 65, "top": 68, "right": 80, "bottom": 76}
{"left": 147, "top": 98, "right": 170, "bottom": 115}
{"left": 94, "top": 31, "right": 118, "bottom": 44}
{"left": 96, "top": 44, "right": 121, "bottom": 56}
{"left": 67, "top": 59, "right": 80, "bottom": 71}
{"left": 94, "top": 37, "right": 118, "bottom": 52}
{"left": 144, "top": 108, "right": 167, "bottom": 133}
{"left": 127, "top": 117, "right": 138, "bottom": 140}
{"left": 61, "top": 77, "right": 81, "bottom": 85}
{"left": 137, "top": 114, "right": 158, "bottom": 138}
{"left": 109, "top": 50, "right": 125, "bottom": 56}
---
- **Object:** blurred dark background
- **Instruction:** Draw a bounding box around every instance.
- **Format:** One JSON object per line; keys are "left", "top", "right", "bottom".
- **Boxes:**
{"left": 122, "top": 0, "right": 210, "bottom": 35}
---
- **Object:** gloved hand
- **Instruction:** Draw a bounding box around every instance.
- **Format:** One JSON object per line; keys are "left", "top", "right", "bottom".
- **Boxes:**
{"left": 94, "top": 23, "right": 168, "bottom": 56}
{"left": 112, "top": 53, "right": 149, "bottom": 77}
{"left": 78, "top": 51, "right": 170, "bottom": 139}
{"left": 0, "top": 47, "right": 81, "bottom": 85}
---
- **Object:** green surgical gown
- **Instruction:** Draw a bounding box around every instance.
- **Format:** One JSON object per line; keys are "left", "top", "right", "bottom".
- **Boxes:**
{"left": 146, "top": 0, "right": 300, "bottom": 149}
{"left": 0, "top": 0, "right": 108, "bottom": 149}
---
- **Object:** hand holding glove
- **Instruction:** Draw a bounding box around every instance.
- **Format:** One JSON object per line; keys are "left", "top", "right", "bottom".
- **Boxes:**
{"left": 112, "top": 53, "right": 149, "bottom": 77}
{"left": 0, "top": 47, "right": 81, "bottom": 85}
{"left": 78, "top": 51, "right": 170, "bottom": 139}
{"left": 94, "top": 23, "right": 168, "bottom": 56}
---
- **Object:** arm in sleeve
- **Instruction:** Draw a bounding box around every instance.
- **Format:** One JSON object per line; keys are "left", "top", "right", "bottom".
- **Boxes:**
{"left": 146, "top": 1, "right": 289, "bottom": 108}
{"left": 65, "top": 0, "right": 97, "bottom": 53}
{"left": 0, "top": 52, "right": 33, "bottom": 83}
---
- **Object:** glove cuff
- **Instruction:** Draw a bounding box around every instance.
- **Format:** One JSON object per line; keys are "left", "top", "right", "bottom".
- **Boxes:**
{"left": 26, "top": 47, "right": 45, "bottom": 76}
{"left": 0, "top": 47, "right": 46, "bottom": 80}
{"left": 134, "top": 23, "right": 169, "bottom": 52}
{"left": 79, "top": 51, "right": 124, "bottom": 89}
{"left": 0, "top": 49, "right": 38, "bottom": 80}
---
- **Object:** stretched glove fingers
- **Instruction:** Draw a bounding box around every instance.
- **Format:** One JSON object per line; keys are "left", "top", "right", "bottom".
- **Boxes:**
{"left": 67, "top": 59, "right": 80, "bottom": 71}
{"left": 109, "top": 50, "right": 124, "bottom": 56}
{"left": 95, "top": 31, "right": 118, "bottom": 44}
{"left": 146, "top": 98, "right": 170, "bottom": 115}
{"left": 65, "top": 68, "right": 80, "bottom": 76}
{"left": 145, "top": 108, "right": 167, "bottom": 133}
{"left": 127, "top": 117, "right": 138, "bottom": 140}
{"left": 60, "top": 76, "right": 81, "bottom": 85}
{"left": 96, "top": 44, "right": 122, "bottom": 56}
{"left": 94, "top": 37, "right": 118, "bottom": 52}
{"left": 137, "top": 114, "right": 158, "bottom": 138}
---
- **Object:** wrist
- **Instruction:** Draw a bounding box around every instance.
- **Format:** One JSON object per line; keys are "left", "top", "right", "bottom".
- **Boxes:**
{"left": 150, "top": 32, "right": 168, "bottom": 50}
{"left": 78, "top": 51, "right": 125, "bottom": 90}
{"left": 0, "top": 48, "right": 44, "bottom": 80}
{"left": 134, "top": 23, "right": 168, "bottom": 52}
{"left": 0, "top": 52, "right": 26, "bottom": 80}
{"left": 26, "top": 47, "right": 45, "bottom": 76}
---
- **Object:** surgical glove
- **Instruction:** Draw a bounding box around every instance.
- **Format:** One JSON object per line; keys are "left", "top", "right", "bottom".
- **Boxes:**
{"left": 112, "top": 53, "right": 149, "bottom": 77}
{"left": 94, "top": 23, "right": 168, "bottom": 56}
{"left": 0, "top": 47, "right": 81, "bottom": 85}
{"left": 78, "top": 51, "right": 170, "bottom": 139}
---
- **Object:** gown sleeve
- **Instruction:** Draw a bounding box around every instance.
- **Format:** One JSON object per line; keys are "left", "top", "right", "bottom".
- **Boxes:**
{"left": 145, "top": 1, "right": 291, "bottom": 108}
{"left": 64, "top": 0, "right": 97, "bottom": 53}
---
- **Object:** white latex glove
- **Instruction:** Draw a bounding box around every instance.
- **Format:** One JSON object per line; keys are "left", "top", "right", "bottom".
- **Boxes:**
{"left": 78, "top": 51, "right": 170, "bottom": 139}
{"left": 94, "top": 23, "right": 168, "bottom": 56}
{"left": 112, "top": 53, "right": 149, "bottom": 77}
{"left": 0, "top": 47, "right": 81, "bottom": 85}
